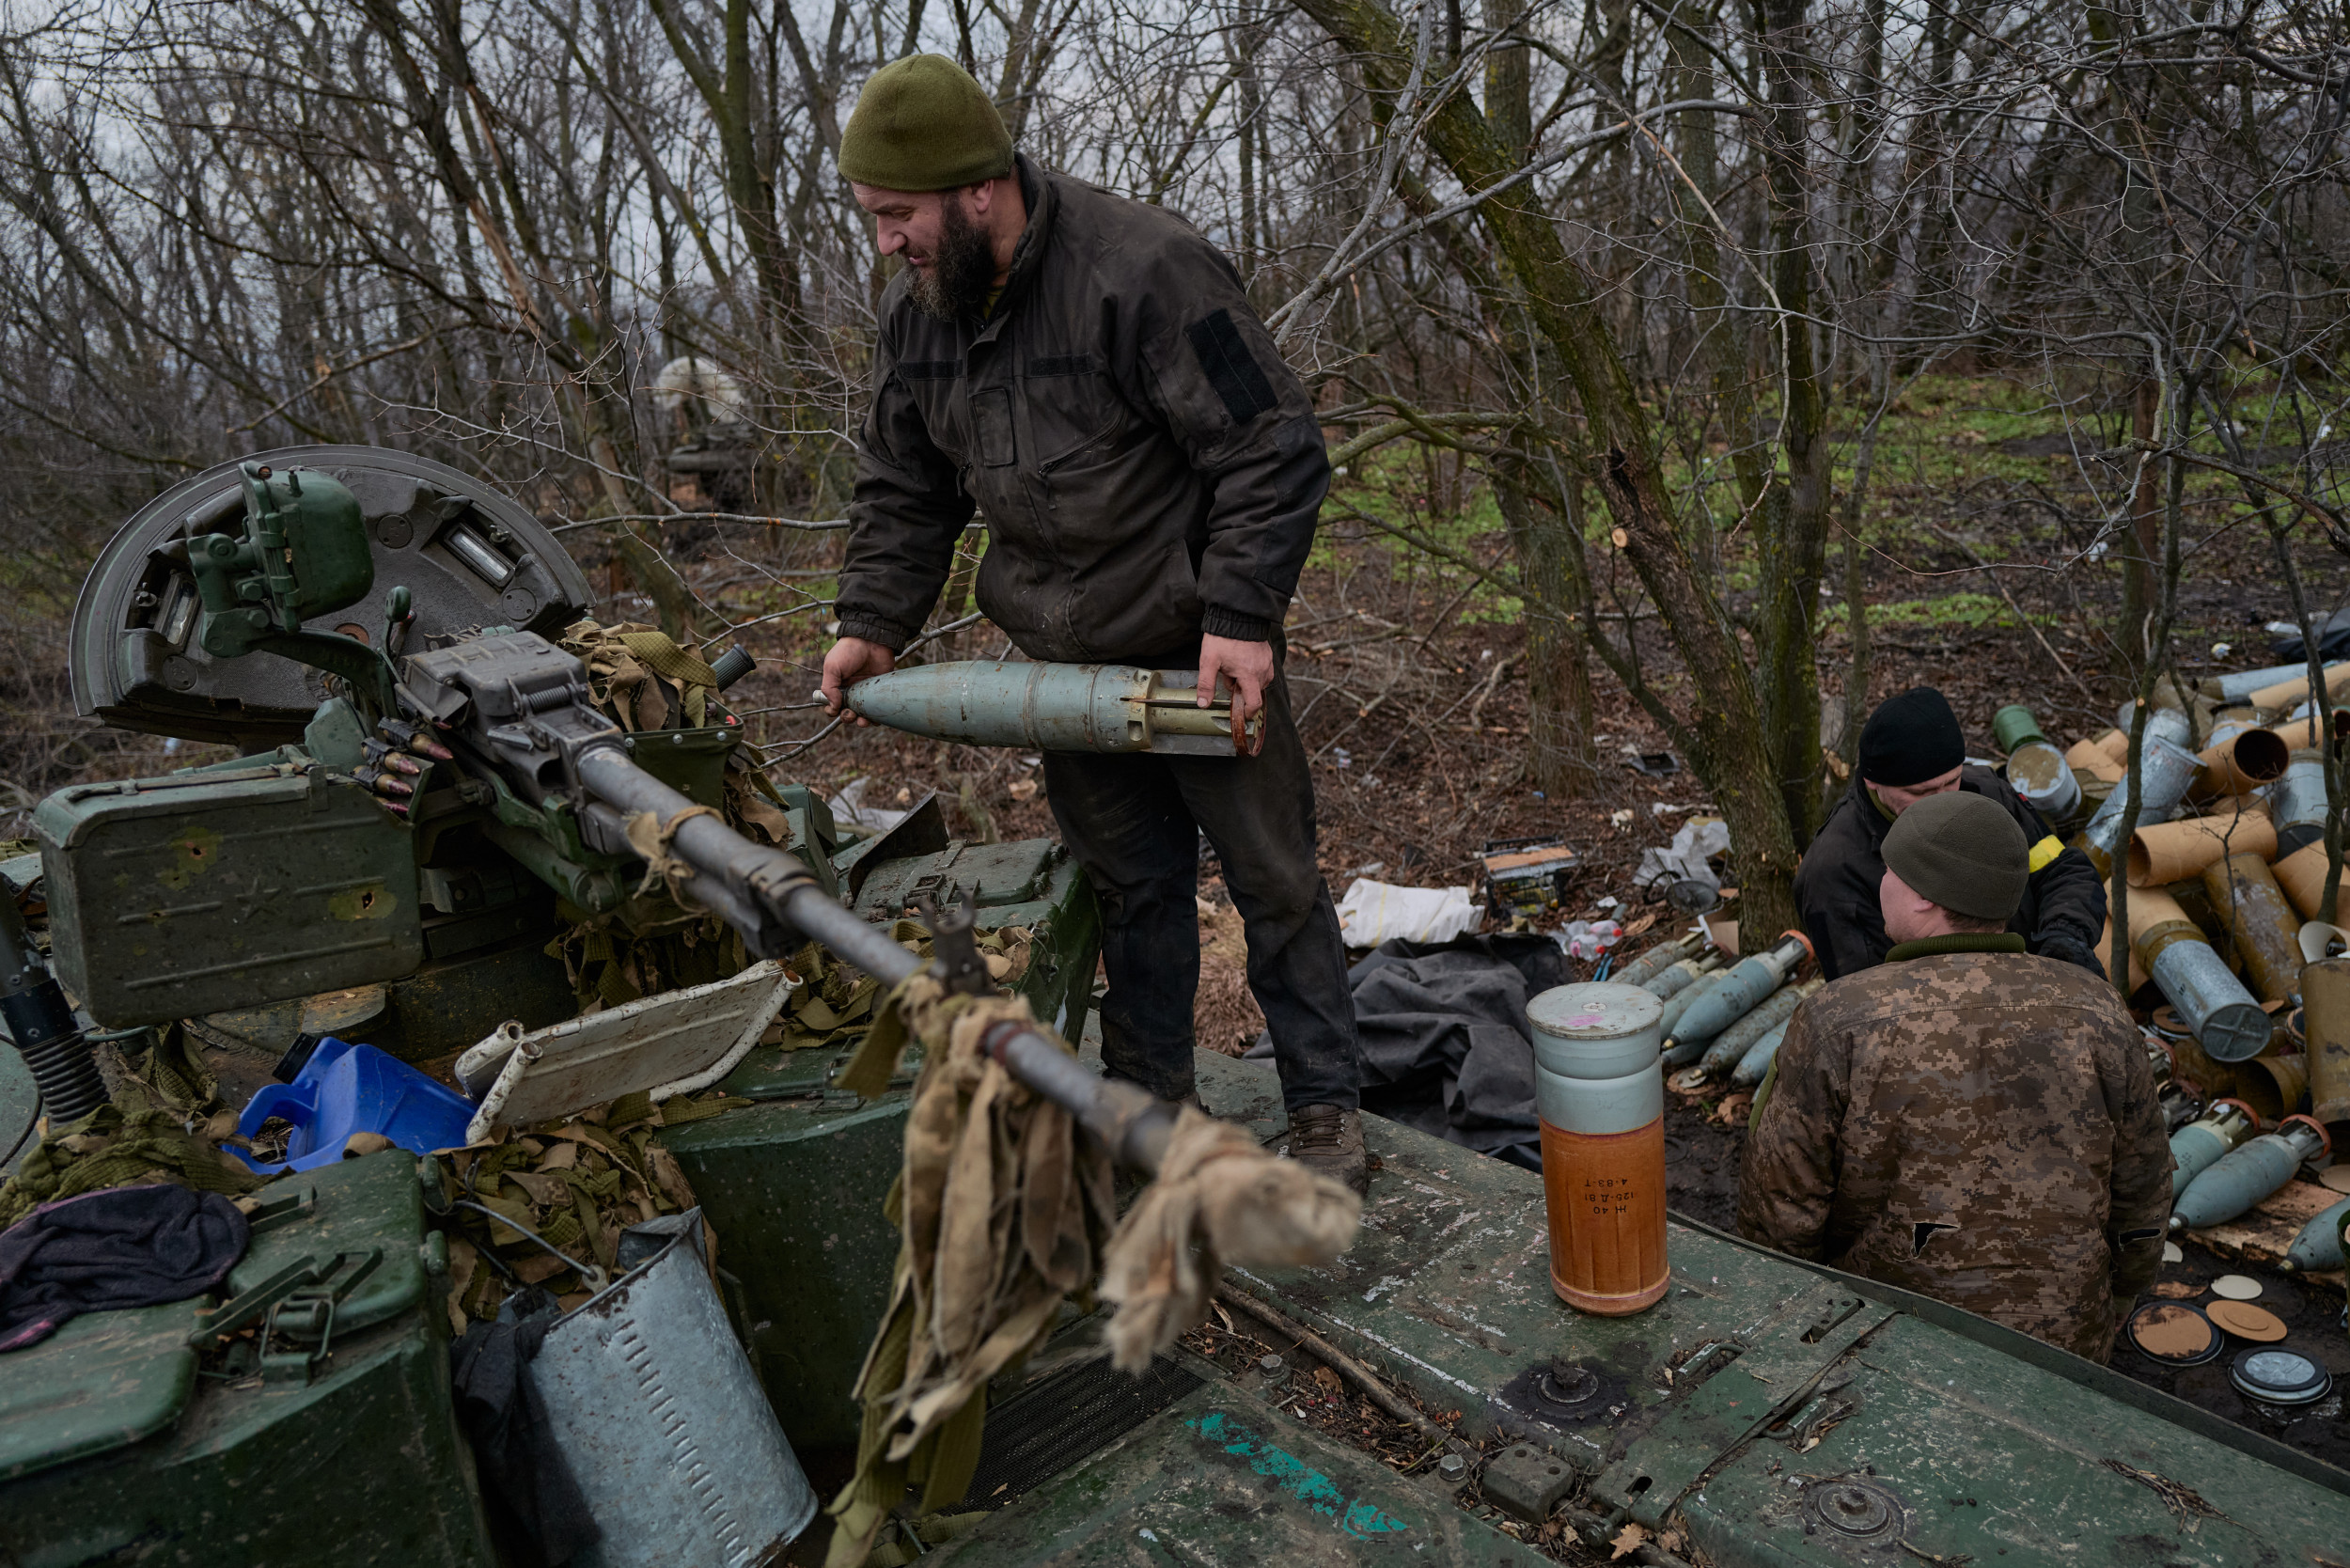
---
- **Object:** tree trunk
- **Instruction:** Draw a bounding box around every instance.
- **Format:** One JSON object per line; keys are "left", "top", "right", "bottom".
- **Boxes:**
{"left": 1748, "top": 0, "right": 1833, "bottom": 844}
{"left": 1290, "top": 0, "right": 1803, "bottom": 935}
{"left": 1496, "top": 462, "right": 1595, "bottom": 795}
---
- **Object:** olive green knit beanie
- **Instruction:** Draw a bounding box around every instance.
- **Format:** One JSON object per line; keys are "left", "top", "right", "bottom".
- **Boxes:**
{"left": 838, "top": 55, "right": 1014, "bottom": 191}
{"left": 1882, "top": 791, "right": 2029, "bottom": 922}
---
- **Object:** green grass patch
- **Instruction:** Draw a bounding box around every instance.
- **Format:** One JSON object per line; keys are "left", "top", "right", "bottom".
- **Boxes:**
{"left": 1863, "top": 592, "right": 2049, "bottom": 630}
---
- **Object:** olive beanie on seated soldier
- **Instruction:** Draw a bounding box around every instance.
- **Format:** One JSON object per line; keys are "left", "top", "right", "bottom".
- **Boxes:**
{"left": 1858, "top": 686, "right": 1966, "bottom": 787}
{"left": 837, "top": 55, "right": 1014, "bottom": 192}
{"left": 1881, "top": 791, "right": 2030, "bottom": 923}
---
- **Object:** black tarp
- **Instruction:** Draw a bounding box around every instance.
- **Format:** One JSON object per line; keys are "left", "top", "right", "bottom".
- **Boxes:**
{"left": 1251, "top": 933, "right": 1574, "bottom": 1170}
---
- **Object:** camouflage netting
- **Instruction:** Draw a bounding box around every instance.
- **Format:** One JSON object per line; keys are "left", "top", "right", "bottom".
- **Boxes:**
{"left": 0, "top": 1024, "right": 276, "bottom": 1226}
{"left": 543, "top": 618, "right": 796, "bottom": 1009}
{"left": 433, "top": 1088, "right": 743, "bottom": 1327}
{"left": 442, "top": 917, "right": 1036, "bottom": 1327}
{"left": 0, "top": 1101, "right": 268, "bottom": 1229}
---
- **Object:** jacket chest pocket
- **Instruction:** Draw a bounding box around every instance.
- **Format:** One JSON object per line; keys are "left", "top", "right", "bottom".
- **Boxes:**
{"left": 1024, "top": 357, "right": 1117, "bottom": 471}
{"left": 971, "top": 387, "right": 1017, "bottom": 467}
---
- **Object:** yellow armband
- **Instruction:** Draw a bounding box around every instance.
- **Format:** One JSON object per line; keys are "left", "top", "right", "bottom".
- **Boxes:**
{"left": 2028, "top": 835, "right": 2064, "bottom": 873}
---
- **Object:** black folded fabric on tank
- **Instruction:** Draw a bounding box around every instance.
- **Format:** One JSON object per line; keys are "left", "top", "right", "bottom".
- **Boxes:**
{"left": 0, "top": 1184, "right": 249, "bottom": 1352}
{"left": 1248, "top": 933, "right": 1572, "bottom": 1170}
{"left": 450, "top": 1291, "right": 602, "bottom": 1568}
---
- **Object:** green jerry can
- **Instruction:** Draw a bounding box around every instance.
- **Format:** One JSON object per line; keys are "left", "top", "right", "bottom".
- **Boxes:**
{"left": 658, "top": 830, "right": 1102, "bottom": 1453}
{"left": 0, "top": 1150, "right": 494, "bottom": 1566}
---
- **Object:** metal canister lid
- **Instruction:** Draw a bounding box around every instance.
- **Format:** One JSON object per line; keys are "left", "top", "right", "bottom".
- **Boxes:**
{"left": 1527, "top": 982, "right": 1663, "bottom": 1080}
{"left": 2126, "top": 1301, "right": 2222, "bottom": 1366}
{"left": 2231, "top": 1348, "right": 2332, "bottom": 1405}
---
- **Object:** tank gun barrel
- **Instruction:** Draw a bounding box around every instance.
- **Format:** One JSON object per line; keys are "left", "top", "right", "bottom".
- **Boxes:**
{"left": 570, "top": 747, "right": 1180, "bottom": 1174}
{"left": 396, "top": 629, "right": 1179, "bottom": 1174}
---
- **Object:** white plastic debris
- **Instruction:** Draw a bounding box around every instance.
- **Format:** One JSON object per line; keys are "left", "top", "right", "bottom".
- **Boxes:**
{"left": 1336, "top": 879, "right": 1480, "bottom": 947}
{"left": 1555, "top": 920, "right": 1624, "bottom": 960}
{"left": 1637, "top": 817, "right": 1731, "bottom": 899}
{"left": 828, "top": 776, "right": 909, "bottom": 836}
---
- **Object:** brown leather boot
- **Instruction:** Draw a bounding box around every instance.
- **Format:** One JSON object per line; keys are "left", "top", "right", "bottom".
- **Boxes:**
{"left": 1281, "top": 1105, "right": 1368, "bottom": 1197}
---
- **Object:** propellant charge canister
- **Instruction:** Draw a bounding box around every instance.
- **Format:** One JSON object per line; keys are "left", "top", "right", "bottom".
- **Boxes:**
{"left": 2264, "top": 755, "right": 2330, "bottom": 855}
{"left": 2168, "top": 1100, "right": 2258, "bottom": 1198}
{"left": 1664, "top": 933, "right": 1812, "bottom": 1058}
{"left": 844, "top": 660, "right": 1260, "bottom": 756}
{"left": 2079, "top": 736, "right": 2201, "bottom": 874}
{"left": 1526, "top": 982, "right": 1669, "bottom": 1316}
{"left": 2128, "top": 886, "right": 2273, "bottom": 1062}
{"left": 2172, "top": 1115, "right": 2332, "bottom": 1232}
{"left": 1993, "top": 705, "right": 2082, "bottom": 825}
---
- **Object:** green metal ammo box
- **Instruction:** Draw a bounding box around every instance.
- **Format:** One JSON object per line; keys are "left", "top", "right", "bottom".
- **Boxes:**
{"left": 34, "top": 752, "right": 423, "bottom": 1028}
{"left": 0, "top": 1150, "right": 494, "bottom": 1566}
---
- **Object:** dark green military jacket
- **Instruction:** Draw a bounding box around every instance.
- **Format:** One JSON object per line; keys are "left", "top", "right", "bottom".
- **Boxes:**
{"left": 836, "top": 157, "right": 1328, "bottom": 664}
{"left": 1736, "top": 934, "right": 2172, "bottom": 1361}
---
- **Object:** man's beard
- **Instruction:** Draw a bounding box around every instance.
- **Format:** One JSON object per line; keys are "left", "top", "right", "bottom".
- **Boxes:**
{"left": 907, "top": 195, "right": 998, "bottom": 322}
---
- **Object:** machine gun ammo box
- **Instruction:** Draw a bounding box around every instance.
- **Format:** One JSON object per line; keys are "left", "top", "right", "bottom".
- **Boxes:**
{"left": 1480, "top": 836, "right": 1579, "bottom": 920}
{"left": 34, "top": 753, "right": 424, "bottom": 1027}
{"left": 0, "top": 1151, "right": 494, "bottom": 1566}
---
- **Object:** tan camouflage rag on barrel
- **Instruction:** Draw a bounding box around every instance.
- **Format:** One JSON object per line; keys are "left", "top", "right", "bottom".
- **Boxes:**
{"left": 822, "top": 982, "right": 1359, "bottom": 1565}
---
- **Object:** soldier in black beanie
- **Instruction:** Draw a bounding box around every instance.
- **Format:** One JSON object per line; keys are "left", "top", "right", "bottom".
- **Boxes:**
{"left": 1794, "top": 686, "right": 2107, "bottom": 980}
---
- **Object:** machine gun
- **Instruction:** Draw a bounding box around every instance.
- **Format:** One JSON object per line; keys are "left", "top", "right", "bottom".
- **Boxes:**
{"left": 15, "top": 450, "right": 1174, "bottom": 1172}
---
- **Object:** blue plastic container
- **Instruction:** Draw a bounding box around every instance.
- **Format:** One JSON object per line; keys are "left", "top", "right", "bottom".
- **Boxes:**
{"left": 234, "top": 1036, "right": 476, "bottom": 1173}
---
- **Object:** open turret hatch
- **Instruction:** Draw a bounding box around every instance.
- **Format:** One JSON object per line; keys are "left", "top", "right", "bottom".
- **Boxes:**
{"left": 70, "top": 446, "right": 594, "bottom": 747}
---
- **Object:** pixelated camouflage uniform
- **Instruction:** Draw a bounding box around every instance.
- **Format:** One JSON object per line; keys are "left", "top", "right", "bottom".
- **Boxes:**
{"left": 1737, "top": 934, "right": 2172, "bottom": 1361}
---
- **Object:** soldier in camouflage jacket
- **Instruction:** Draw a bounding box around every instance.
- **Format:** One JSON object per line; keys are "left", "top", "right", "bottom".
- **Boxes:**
{"left": 1740, "top": 792, "right": 2171, "bottom": 1361}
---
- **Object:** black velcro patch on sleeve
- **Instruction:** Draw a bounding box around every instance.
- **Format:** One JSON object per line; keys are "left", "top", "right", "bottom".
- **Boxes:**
{"left": 1184, "top": 309, "right": 1279, "bottom": 425}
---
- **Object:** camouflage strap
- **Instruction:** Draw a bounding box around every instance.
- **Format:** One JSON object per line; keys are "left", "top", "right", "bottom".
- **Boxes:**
{"left": 833, "top": 971, "right": 937, "bottom": 1101}
{"left": 616, "top": 630, "right": 720, "bottom": 728}
{"left": 623, "top": 804, "right": 720, "bottom": 901}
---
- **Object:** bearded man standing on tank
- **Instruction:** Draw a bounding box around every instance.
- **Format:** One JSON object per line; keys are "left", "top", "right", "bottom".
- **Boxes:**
{"left": 1795, "top": 686, "right": 2107, "bottom": 980}
{"left": 816, "top": 56, "right": 1369, "bottom": 1194}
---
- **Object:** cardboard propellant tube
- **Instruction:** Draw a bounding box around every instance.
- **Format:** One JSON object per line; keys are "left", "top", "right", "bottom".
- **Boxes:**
{"left": 2067, "top": 739, "right": 2126, "bottom": 785}
{"left": 2127, "top": 810, "right": 2277, "bottom": 886}
{"left": 2268, "top": 708, "right": 2350, "bottom": 749}
{"left": 2236, "top": 1052, "right": 2308, "bottom": 1125}
{"left": 2201, "top": 853, "right": 2306, "bottom": 1005}
{"left": 2202, "top": 661, "right": 2327, "bottom": 703}
{"left": 2191, "top": 725, "right": 2291, "bottom": 800}
{"left": 2300, "top": 957, "right": 2350, "bottom": 1125}
{"left": 2247, "top": 661, "right": 2350, "bottom": 713}
{"left": 2098, "top": 917, "right": 2150, "bottom": 994}
{"left": 2274, "top": 839, "right": 2343, "bottom": 922}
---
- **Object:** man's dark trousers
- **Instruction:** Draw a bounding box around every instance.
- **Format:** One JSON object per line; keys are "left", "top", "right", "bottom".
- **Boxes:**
{"left": 1042, "top": 661, "right": 1360, "bottom": 1113}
